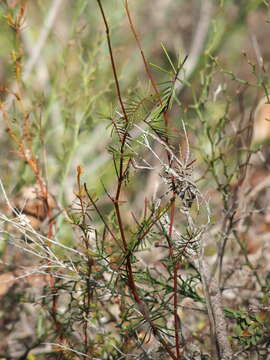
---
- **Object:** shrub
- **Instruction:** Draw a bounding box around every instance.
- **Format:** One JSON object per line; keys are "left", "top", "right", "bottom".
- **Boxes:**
{"left": 0, "top": 1, "right": 270, "bottom": 359}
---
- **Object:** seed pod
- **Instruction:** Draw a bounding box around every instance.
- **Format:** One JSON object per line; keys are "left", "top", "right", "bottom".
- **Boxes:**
{"left": 12, "top": 185, "right": 56, "bottom": 230}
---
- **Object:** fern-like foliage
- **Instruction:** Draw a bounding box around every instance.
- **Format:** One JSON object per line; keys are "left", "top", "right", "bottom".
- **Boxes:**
{"left": 125, "top": 92, "right": 158, "bottom": 124}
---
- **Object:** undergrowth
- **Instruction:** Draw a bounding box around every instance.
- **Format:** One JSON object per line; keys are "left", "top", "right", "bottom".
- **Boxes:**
{"left": 0, "top": 1, "right": 270, "bottom": 360}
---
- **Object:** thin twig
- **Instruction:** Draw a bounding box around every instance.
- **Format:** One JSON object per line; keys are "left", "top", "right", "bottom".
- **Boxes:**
{"left": 125, "top": 0, "right": 169, "bottom": 129}
{"left": 96, "top": 0, "right": 129, "bottom": 124}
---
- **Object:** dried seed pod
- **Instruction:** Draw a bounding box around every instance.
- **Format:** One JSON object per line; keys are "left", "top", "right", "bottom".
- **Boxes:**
{"left": 12, "top": 185, "right": 56, "bottom": 230}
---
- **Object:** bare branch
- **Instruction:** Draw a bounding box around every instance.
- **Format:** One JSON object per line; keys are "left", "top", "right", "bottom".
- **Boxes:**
{"left": 176, "top": 0, "right": 213, "bottom": 94}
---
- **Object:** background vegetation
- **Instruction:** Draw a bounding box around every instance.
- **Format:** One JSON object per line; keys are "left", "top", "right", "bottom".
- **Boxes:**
{"left": 0, "top": 0, "right": 270, "bottom": 359}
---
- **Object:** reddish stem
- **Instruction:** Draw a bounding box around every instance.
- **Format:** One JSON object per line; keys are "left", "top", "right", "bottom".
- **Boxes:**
{"left": 124, "top": 0, "right": 170, "bottom": 133}
{"left": 96, "top": 0, "right": 129, "bottom": 124}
